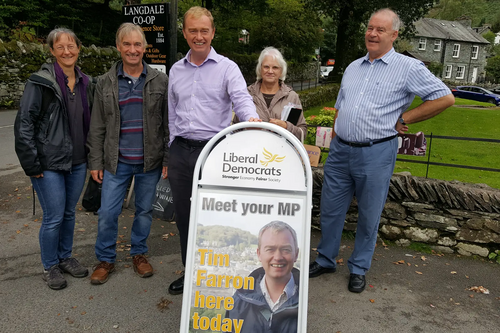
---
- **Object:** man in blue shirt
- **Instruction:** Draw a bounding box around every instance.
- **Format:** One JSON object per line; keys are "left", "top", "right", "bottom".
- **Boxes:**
{"left": 309, "top": 8, "right": 454, "bottom": 293}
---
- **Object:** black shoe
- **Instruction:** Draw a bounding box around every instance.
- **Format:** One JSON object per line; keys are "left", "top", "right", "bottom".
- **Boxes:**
{"left": 168, "top": 275, "right": 184, "bottom": 295}
{"left": 309, "top": 261, "right": 336, "bottom": 278}
{"left": 348, "top": 274, "right": 366, "bottom": 293}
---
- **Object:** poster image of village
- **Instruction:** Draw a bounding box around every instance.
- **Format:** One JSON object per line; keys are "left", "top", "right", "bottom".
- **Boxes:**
{"left": 186, "top": 191, "right": 305, "bottom": 333}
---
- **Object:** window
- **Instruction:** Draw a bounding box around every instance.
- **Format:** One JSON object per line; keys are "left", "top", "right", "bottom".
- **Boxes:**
{"left": 471, "top": 45, "right": 479, "bottom": 59}
{"left": 418, "top": 38, "right": 427, "bottom": 50}
{"left": 445, "top": 65, "right": 452, "bottom": 78}
{"left": 434, "top": 40, "right": 441, "bottom": 51}
{"left": 453, "top": 44, "right": 460, "bottom": 58}
{"left": 456, "top": 66, "right": 465, "bottom": 79}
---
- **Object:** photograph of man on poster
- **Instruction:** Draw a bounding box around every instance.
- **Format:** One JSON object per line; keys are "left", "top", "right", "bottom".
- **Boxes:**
{"left": 226, "top": 220, "right": 300, "bottom": 333}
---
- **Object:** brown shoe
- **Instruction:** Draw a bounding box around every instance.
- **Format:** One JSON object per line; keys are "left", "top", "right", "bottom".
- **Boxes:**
{"left": 133, "top": 254, "right": 153, "bottom": 278}
{"left": 90, "top": 261, "right": 115, "bottom": 285}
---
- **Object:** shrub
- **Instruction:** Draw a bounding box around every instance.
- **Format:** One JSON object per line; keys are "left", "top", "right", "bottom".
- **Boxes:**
{"left": 298, "top": 83, "right": 340, "bottom": 110}
{"left": 304, "top": 106, "right": 336, "bottom": 145}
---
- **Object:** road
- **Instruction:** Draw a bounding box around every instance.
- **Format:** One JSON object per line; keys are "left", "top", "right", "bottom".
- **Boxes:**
{"left": 0, "top": 110, "right": 21, "bottom": 177}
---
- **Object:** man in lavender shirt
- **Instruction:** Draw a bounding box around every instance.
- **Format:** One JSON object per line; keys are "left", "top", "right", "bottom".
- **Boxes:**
{"left": 167, "top": 6, "right": 260, "bottom": 295}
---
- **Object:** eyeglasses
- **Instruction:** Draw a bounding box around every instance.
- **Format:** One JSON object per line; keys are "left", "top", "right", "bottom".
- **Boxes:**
{"left": 54, "top": 44, "right": 78, "bottom": 52}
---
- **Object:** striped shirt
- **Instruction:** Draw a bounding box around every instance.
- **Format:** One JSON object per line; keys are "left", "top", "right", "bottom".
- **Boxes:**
{"left": 335, "top": 48, "right": 451, "bottom": 143}
{"left": 117, "top": 63, "right": 147, "bottom": 164}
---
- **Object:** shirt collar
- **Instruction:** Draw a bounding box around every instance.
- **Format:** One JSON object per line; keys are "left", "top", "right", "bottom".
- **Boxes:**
{"left": 63, "top": 68, "right": 82, "bottom": 85}
{"left": 363, "top": 47, "right": 396, "bottom": 65}
{"left": 259, "top": 273, "right": 296, "bottom": 299}
{"left": 117, "top": 61, "right": 148, "bottom": 78}
{"left": 184, "top": 47, "right": 222, "bottom": 67}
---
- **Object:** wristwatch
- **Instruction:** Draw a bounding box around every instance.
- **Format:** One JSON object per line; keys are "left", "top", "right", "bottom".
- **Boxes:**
{"left": 398, "top": 117, "right": 406, "bottom": 125}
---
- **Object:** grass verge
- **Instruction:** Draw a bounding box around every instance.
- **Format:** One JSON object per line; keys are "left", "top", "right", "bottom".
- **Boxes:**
{"left": 304, "top": 96, "right": 500, "bottom": 190}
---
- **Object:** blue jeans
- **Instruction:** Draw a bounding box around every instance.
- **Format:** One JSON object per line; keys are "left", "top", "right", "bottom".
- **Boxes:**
{"left": 95, "top": 162, "right": 161, "bottom": 262}
{"left": 31, "top": 163, "right": 87, "bottom": 269}
{"left": 316, "top": 136, "right": 398, "bottom": 275}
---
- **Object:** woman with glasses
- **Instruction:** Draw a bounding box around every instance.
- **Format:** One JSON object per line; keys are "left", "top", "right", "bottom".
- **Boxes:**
{"left": 14, "top": 28, "right": 95, "bottom": 290}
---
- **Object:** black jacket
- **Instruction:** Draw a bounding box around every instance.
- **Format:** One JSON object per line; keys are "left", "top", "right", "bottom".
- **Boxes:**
{"left": 226, "top": 267, "right": 300, "bottom": 333}
{"left": 14, "top": 63, "right": 94, "bottom": 176}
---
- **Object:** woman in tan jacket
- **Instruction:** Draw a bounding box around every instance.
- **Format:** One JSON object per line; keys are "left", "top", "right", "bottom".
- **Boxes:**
{"left": 236, "top": 47, "right": 307, "bottom": 141}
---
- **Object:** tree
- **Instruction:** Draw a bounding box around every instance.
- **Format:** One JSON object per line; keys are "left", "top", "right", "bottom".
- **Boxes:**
{"left": 306, "top": 0, "right": 435, "bottom": 81}
{"left": 0, "top": 0, "right": 122, "bottom": 46}
{"left": 483, "top": 30, "right": 496, "bottom": 45}
{"left": 178, "top": 0, "right": 323, "bottom": 62}
{"left": 485, "top": 55, "right": 500, "bottom": 83}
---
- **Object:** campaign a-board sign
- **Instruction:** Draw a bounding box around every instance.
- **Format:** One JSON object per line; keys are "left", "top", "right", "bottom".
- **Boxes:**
{"left": 180, "top": 123, "right": 312, "bottom": 333}
{"left": 122, "top": 3, "right": 170, "bottom": 73}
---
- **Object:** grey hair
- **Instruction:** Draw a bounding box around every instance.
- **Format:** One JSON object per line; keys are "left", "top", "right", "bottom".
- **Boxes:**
{"left": 47, "top": 28, "right": 81, "bottom": 49}
{"left": 116, "top": 23, "right": 147, "bottom": 47}
{"left": 370, "top": 8, "right": 402, "bottom": 31}
{"left": 256, "top": 47, "right": 287, "bottom": 81}
{"left": 258, "top": 220, "right": 298, "bottom": 253}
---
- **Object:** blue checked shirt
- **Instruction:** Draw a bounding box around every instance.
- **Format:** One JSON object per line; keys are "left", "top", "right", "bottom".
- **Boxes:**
{"left": 334, "top": 48, "right": 451, "bottom": 143}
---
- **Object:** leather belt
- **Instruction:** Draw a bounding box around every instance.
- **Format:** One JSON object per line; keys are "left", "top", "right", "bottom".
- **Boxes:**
{"left": 338, "top": 134, "right": 397, "bottom": 147}
{"left": 176, "top": 136, "right": 209, "bottom": 147}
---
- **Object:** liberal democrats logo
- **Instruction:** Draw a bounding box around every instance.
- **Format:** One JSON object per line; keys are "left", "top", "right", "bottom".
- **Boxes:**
{"left": 260, "top": 148, "right": 285, "bottom": 167}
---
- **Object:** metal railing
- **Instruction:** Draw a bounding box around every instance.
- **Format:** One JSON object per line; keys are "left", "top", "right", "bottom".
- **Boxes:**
{"left": 305, "top": 128, "right": 500, "bottom": 177}
{"left": 396, "top": 134, "right": 500, "bottom": 177}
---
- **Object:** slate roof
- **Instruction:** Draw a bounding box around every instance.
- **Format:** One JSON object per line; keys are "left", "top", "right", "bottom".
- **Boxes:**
{"left": 414, "top": 18, "right": 489, "bottom": 44}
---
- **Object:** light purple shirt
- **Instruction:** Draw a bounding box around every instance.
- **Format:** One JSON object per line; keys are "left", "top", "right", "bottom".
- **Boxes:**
{"left": 168, "top": 47, "right": 258, "bottom": 144}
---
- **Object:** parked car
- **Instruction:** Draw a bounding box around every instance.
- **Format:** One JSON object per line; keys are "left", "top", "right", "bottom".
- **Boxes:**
{"left": 490, "top": 86, "right": 500, "bottom": 94}
{"left": 320, "top": 66, "right": 334, "bottom": 82}
{"left": 451, "top": 86, "right": 500, "bottom": 106}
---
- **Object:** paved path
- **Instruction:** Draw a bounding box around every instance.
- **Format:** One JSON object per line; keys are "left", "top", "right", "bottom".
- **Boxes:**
{"left": 1, "top": 171, "right": 499, "bottom": 332}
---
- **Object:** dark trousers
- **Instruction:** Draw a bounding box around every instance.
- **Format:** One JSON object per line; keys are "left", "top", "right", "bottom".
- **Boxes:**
{"left": 168, "top": 138, "right": 204, "bottom": 266}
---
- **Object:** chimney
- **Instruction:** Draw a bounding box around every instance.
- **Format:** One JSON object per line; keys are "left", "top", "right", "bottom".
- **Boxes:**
{"left": 456, "top": 15, "right": 472, "bottom": 28}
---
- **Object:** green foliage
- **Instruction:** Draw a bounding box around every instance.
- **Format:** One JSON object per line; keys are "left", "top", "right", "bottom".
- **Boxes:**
{"left": 485, "top": 55, "right": 500, "bottom": 83}
{"left": 304, "top": 106, "right": 336, "bottom": 145}
{"left": 0, "top": 0, "right": 122, "bottom": 47}
{"left": 487, "top": 250, "right": 500, "bottom": 264}
{"left": 483, "top": 30, "right": 496, "bottom": 44}
{"left": 428, "top": 0, "right": 500, "bottom": 28}
{"left": 304, "top": 92, "right": 500, "bottom": 189}
{"left": 408, "top": 242, "right": 433, "bottom": 254}
{"left": 247, "top": 0, "right": 323, "bottom": 62}
{"left": 297, "top": 83, "right": 340, "bottom": 110}
{"left": 181, "top": 0, "right": 323, "bottom": 63}
{"left": 222, "top": 53, "right": 259, "bottom": 83}
{"left": 341, "top": 231, "right": 356, "bottom": 240}
{"left": 394, "top": 97, "right": 500, "bottom": 189}
{"left": 428, "top": 62, "right": 444, "bottom": 77}
{"left": 307, "top": 0, "right": 435, "bottom": 78}
{"left": 10, "top": 25, "right": 37, "bottom": 43}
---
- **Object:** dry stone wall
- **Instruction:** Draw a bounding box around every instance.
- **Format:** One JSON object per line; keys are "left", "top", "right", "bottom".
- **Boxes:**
{"left": 312, "top": 168, "right": 500, "bottom": 258}
{"left": 0, "top": 40, "right": 120, "bottom": 108}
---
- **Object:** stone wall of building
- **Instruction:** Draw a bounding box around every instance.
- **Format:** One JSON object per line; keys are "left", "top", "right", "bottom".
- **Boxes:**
{"left": 312, "top": 168, "right": 500, "bottom": 258}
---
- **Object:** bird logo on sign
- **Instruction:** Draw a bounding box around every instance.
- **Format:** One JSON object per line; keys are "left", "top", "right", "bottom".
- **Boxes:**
{"left": 260, "top": 148, "right": 285, "bottom": 167}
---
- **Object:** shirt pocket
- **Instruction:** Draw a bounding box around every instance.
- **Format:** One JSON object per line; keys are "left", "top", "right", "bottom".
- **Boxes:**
{"left": 369, "top": 81, "right": 401, "bottom": 106}
{"left": 197, "top": 82, "right": 225, "bottom": 111}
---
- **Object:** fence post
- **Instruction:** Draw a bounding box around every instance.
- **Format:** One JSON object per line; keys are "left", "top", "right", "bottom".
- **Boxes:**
{"left": 426, "top": 132, "right": 433, "bottom": 178}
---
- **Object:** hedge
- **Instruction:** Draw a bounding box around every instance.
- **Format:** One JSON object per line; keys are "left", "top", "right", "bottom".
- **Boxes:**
{"left": 297, "top": 83, "right": 340, "bottom": 111}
